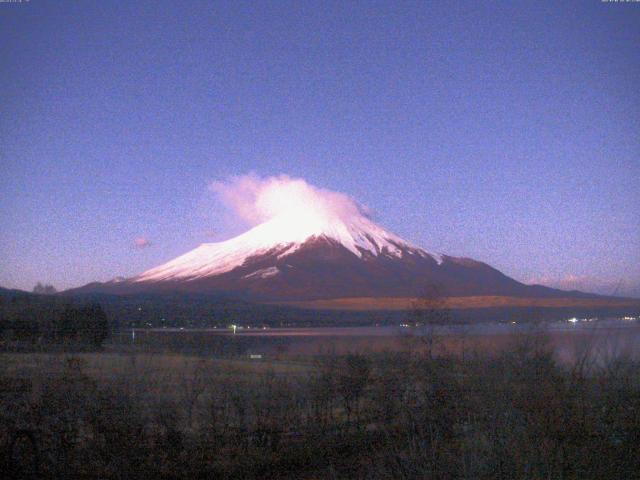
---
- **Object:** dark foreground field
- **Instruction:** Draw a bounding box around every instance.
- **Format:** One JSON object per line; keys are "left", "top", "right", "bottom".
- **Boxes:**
{"left": 2, "top": 326, "right": 640, "bottom": 479}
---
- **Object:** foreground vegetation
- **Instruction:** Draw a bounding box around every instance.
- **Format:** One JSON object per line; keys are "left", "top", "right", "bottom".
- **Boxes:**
{"left": 2, "top": 333, "right": 640, "bottom": 479}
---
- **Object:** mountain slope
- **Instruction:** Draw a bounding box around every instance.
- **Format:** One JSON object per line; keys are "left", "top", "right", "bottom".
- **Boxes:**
{"left": 133, "top": 209, "right": 440, "bottom": 283}
{"left": 67, "top": 210, "right": 603, "bottom": 302}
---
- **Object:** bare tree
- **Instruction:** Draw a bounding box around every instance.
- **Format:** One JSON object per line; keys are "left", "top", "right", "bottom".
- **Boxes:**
{"left": 408, "top": 284, "right": 451, "bottom": 359}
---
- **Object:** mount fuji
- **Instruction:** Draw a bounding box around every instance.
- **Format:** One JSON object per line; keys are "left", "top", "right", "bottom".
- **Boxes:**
{"left": 68, "top": 204, "right": 593, "bottom": 304}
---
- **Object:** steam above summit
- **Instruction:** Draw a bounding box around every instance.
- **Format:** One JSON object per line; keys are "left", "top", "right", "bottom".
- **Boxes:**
{"left": 210, "top": 174, "right": 372, "bottom": 227}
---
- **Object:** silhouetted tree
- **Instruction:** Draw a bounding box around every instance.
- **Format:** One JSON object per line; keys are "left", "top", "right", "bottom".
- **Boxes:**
{"left": 50, "top": 303, "right": 110, "bottom": 347}
{"left": 81, "top": 303, "right": 110, "bottom": 348}
{"left": 337, "top": 354, "right": 371, "bottom": 428}
{"left": 56, "top": 304, "right": 79, "bottom": 341}
{"left": 32, "top": 283, "right": 57, "bottom": 295}
{"left": 409, "top": 284, "right": 451, "bottom": 359}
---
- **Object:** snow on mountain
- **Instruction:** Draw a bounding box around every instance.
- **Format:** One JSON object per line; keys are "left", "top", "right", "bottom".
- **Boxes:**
{"left": 65, "top": 175, "right": 612, "bottom": 303}
{"left": 134, "top": 210, "right": 443, "bottom": 283}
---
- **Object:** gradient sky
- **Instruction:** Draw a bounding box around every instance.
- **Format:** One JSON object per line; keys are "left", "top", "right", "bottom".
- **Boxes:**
{"left": 1, "top": 1, "right": 639, "bottom": 296}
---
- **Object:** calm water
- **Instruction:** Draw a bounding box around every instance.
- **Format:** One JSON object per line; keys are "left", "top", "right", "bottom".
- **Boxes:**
{"left": 118, "top": 318, "right": 640, "bottom": 363}
{"left": 138, "top": 317, "right": 639, "bottom": 337}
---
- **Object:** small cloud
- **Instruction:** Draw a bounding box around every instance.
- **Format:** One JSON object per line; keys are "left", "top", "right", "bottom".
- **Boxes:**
{"left": 134, "top": 237, "right": 152, "bottom": 249}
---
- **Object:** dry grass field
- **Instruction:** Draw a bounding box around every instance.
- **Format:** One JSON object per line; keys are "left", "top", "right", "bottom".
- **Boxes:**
{"left": 1, "top": 352, "right": 313, "bottom": 403}
{"left": 275, "top": 295, "right": 640, "bottom": 311}
{"left": 3, "top": 326, "right": 640, "bottom": 479}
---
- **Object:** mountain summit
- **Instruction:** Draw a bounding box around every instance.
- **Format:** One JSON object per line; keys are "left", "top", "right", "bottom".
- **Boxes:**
{"left": 135, "top": 207, "right": 441, "bottom": 284}
{"left": 68, "top": 175, "right": 602, "bottom": 303}
{"left": 73, "top": 209, "right": 580, "bottom": 302}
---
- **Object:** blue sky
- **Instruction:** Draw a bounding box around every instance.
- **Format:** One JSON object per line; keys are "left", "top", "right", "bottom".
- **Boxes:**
{"left": 1, "top": 1, "right": 639, "bottom": 296}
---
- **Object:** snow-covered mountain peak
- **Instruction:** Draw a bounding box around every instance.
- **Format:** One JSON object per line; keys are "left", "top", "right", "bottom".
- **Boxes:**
{"left": 67, "top": 176, "right": 605, "bottom": 303}
{"left": 134, "top": 211, "right": 442, "bottom": 283}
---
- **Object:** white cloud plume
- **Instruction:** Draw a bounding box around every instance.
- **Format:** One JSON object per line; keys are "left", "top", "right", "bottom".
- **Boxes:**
{"left": 209, "top": 174, "right": 370, "bottom": 226}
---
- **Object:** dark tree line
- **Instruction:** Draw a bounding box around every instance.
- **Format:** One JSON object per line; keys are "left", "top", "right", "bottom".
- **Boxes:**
{"left": 50, "top": 304, "right": 109, "bottom": 347}
{"left": 0, "top": 297, "right": 110, "bottom": 349}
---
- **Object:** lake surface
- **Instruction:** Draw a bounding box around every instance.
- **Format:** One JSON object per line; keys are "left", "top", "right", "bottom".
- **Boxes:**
{"left": 139, "top": 317, "right": 638, "bottom": 337}
{"left": 119, "top": 317, "right": 640, "bottom": 363}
